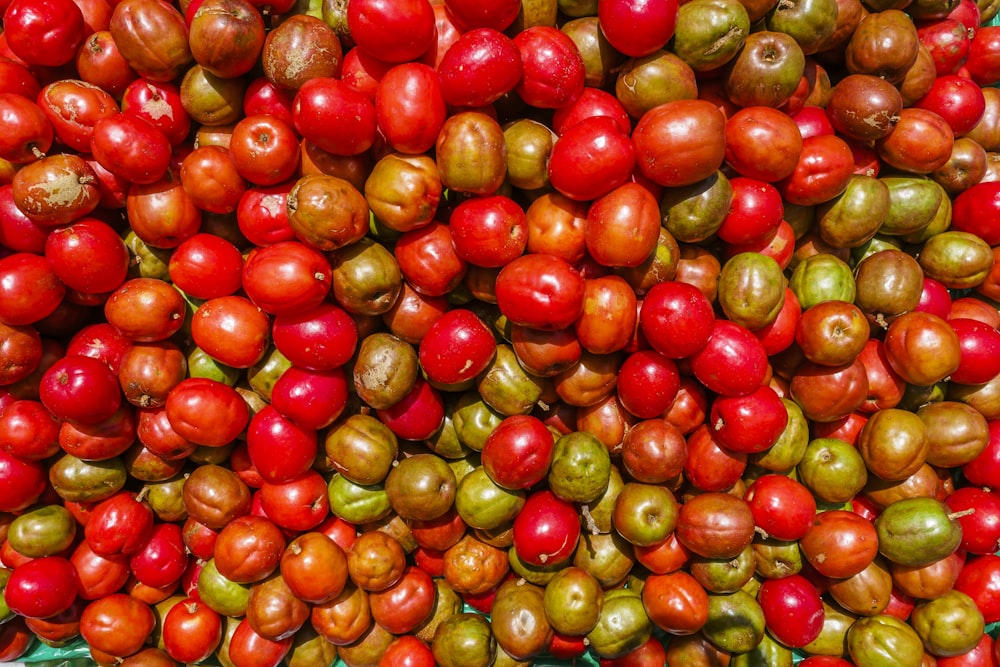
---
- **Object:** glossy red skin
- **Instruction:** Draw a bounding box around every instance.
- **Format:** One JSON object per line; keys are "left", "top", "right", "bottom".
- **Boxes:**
{"left": 777, "top": 133, "right": 856, "bottom": 206}
{"left": 80, "top": 593, "right": 155, "bottom": 658}
{"left": 44, "top": 217, "right": 129, "bottom": 295}
{"left": 347, "top": 0, "right": 435, "bottom": 63}
{"left": 0, "top": 57, "right": 41, "bottom": 98}
{"left": 70, "top": 540, "right": 130, "bottom": 600}
{"left": 915, "top": 276, "right": 953, "bottom": 320}
{"left": 165, "top": 377, "right": 250, "bottom": 447}
{"left": 683, "top": 424, "right": 747, "bottom": 492}
{"left": 0, "top": 450, "right": 46, "bottom": 513}
{"left": 84, "top": 491, "right": 155, "bottom": 557}
{"left": 242, "top": 77, "right": 295, "bottom": 126}
{"left": 270, "top": 366, "right": 348, "bottom": 431}
{"left": 963, "top": 25, "right": 1000, "bottom": 86}
{"left": 598, "top": 0, "right": 678, "bottom": 57}
{"left": 418, "top": 308, "right": 496, "bottom": 387}
{"left": 258, "top": 470, "right": 330, "bottom": 533}
{"left": 376, "top": 375, "right": 444, "bottom": 441}
{"left": 40, "top": 354, "right": 122, "bottom": 425}
{"left": 443, "top": 0, "right": 520, "bottom": 31}
{"left": 4, "top": 556, "right": 80, "bottom": 619}
{"left": 0, "top": 184, "right": 49, "bottom": 253}
{"left": 120, "top": 79, "right": 190, "bottom": 147}
{"left": 293, "top": 78, "right": 377, "bottom": 157}
{"left": 724, "top": 105, "right": 803, "bottom": 182}
{"left": 513, "top": 26, "right": 586, "bottom": 109}
{"left": 91, "top": 113, "right": 172, "bottom": 185}
{"left": 3, "top": 0, "right": 84, "bottom": 67}
{"left": 949, "top": 317, "right": 1000, "bottom": 384}
{"left": 242, "top": 241, "right": 332, "bottom": 317}
{"left": 340, "top": 48, "right": 391, "bottom": 100}
{"left": 914, "top": 74, "right": 986, "bottom": 134}
{"left": 128, "top": 522, "right": 188, "bottom": 589}
{"left": 0, "top": 93, "right": 53, "bottom": 164}
{"left": 394, "top": 221, "right": 468, "bottom": 297}
{"left": 953, "top": 181, "right": 1000, "bottom": 245}
{"left": 710, "top": 384, "right": 788, "bottom": 453}
{"left": 246, "top": 405, "right": 317, "bottom": 485}
{"left": 0, "top": 253, "right": 65, "bottom": 326}
{"left": 690, "top": 320, "right": 769, "bottom": 397}
{"left": 228, "top": 618, "right": 293, "bottom": 667}
{"left": 639, "top": 281, "right": 715, "bottom": 360}
{"left": 791, "top": 105, "right": 835, "bottom": 138}
{"left": 375, "top": 63, "right": 447, "bottom": 155}
{"left": 369, "top": 566, "right": 436, "bottom": 635}
{"left": 918, "top": 18, "right": 972, "bottom": 75}
{"left": 229, "top": 114, "right": 300, "bottom": 187}
{"left": 718, "top": 177, "right": 784, "bottom": 245}
{"left": 481, "top": 414, "right": 554, "bottom": 490}
{"left": 744, "top": 474, "right": 817, "bottom": 541}
{"left": 964, "top": 421, "right": 1000, "bottom": 490}
{"left": 162, "top": 597, "right": 222, "bottom": 664}
{"left": 938, "top": 632, "right": 995, "bottom": 667}
{"left": 954, "top": 553, "right": 1000, "bottom": 623}
{"left": 495, "top": 253, "right": 586, "bottom": 331}
{"left": 946, "top": 486, "right": 1000, "bottom": 554}
{"left": 37, "top": 80, "right": 119, "bottom": 153}
{"left": 377, "top": 635, "right": 435, "bottom": 667}
{"left": 759, "top": 575, "right": 824, "bottom": 648}
{"left": 449, "top": 195, "right": 528, "bottom": 269}
{"left": 271, "top": 302, "right": 358, "bottom": 371}
{"left": 237, "top": 183, "right": 295, "bottom": 247}
{"left": 600, "top": 636, "right": 668, "bottom": 667}
{"left": 438, "top": 28, "right": 522, "bottom": 108}
{"left": 615, "top": 349, "right": 680, "bottom": 419}
{"left": 548, "top": 115, "right": 636, "bottom": 202}
{"left": 752, "top": 285, "right": 800, "bottom": 355}
{"left": 168, "top": 233, "right": 244, "bottom": 300}
{"left": 552, "top": 87, "right": 631, "bottom": 136}
{"left": 190, "top": 295, "right": 270, "bottom": 369}
{"left": 0, "top": 399, "right": 61, "bottom": 460}
{"left": 512, "top": 490, "right": 580, "bottom": 567}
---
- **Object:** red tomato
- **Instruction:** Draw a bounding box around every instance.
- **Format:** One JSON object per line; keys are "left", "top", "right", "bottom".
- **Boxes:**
{"left": 0, "top": 253, "right": 65, "bottom": 326}
{"left": 964, "top": 421, "right": 1000, "bottom": 490}
{"left": 512, "top": 490, "right": 580, "bottom": 567}
{"left": 162, "top": 597, "right": 222, "bottom": 664}
{"left": 91, "top": 113, "right": 172, "bottom": 185}
{"left": 120, "top": 79, "right": 190, "bottom": 147}
{"left": 949, "top": 318, "right": 1000, "bottom": 384}
{"left": 3, "top": 0, "right": 84, "bottom": 67}
{"left": 369, "top": 565, "right": 435, "bottom": 634}
{"left": 4, "top": 556, "right": 80, "bottom": 619}
{"left": 259, "top": 470, "right": 330, "bottom": 534}
{"left": 228, "top": 114, "right": 301, "bottom": 187}
{"left": 547, "top": 115, "right": 636, "bottom": 202}
{"left": 777, "top": 133, "right": 856, "bottom": 206}
{"left": 638, "top": 280, "right": 715, "bottom": 359}
{"left": 442, "top": 0, "right": 520, "bottom": 31}
{"left": 418, "top": 308, "right": 497, "bottom": 387}
{"left": 79, "top": 593, "right": 155, "bottom": 658}
{"left": 946, "top": 486, "right": 1000, "bottom": 554}
{"left": 954, "top": 553, "right": 1000, "bottom": 623}
{"left": 744, "top": 474, "right": 817, "bottom": 541}
{"left": 394, "top": 221, "right": 468, "bottom": 297}
{"left": 689, "top": 320, "right": 769, "bottom": 397}
{"left": 494, "top": 253, "right": 586, "bottom": 331}
{"left": 914, "top": 74, "right": 987, "bottom": 135}
{"left": 481, "top": 414, "right": 555, "bottom": 490}
{"left": 191, "top": 295, "right": 271, "bottom": 369}
{"left": 378, "top": 635, "right": 435, "bottom": 667}
{"left": 641, "top": 570, "right": 708, "bottom": 635}
{"left": 128, "top": 522, "right": 188, "bottom": 589}
{"left": 0, "top": 450, "right": 46, "bottom": 513}
{"left": 598, "top": 0, "right": 677, "bottom": 57}
{"left": 84, "top": 491, "right": 154, "bottom": 557}
{"left": 40, "top": 354, "right": 121, "bottom": 425}
{"left": 246, "top": 405, "right": 318, "bottom": 485}
{"left": 953, "top": 181, "right": 1000, "bottom": 245}
{"left": 347, "top": 0, "right": 435, "bottom": 63}
{"left": 237, "top": 183, "right": 296, "bottom": 247}
{"left": 292, "top": 78, "right": 377, "bottom": 157}
{"left": 376, "top": 376, "right": 444, "bottom": 441}
{"left": 616, "top": 350, "right": 680, "bottom": 419}
{"left": 718, "top": 177, "right": 784, "bottom": 245}
{"left": 165, "top": 377, "right": 250, "bottom": 447}
{"left": 0, "top": 399, "right": 60, "bottom": 461}
{"left": 270, "top": 366, "right": 348, "bottom": 431}
{"left": 242, "top": 241, "right": 332, "bottom": 317}
{"left": 375, "top": 63, "right": 447, "bottom": 155}
{"left": 552, "top": 87, "right": 631, "bottom": 137}
{"left": 168, "top": 233, "right": 244, "bottom": 300}
{"left": 448, "top": 195, "right": 528, "bottom": 268}
{"left": 513, "top": 26, "right": 585, "bottom": 109}
{"left": 757, "top": 574, "right": 824, "bottom": 648}
{"left": 271, "top": 302, "right": 358, "bottom": 371}
{"left": 437, "top": 28, "right": 522, "bottom": 108}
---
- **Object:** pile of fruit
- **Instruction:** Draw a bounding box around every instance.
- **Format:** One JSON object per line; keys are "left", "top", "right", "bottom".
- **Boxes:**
{"left": 4, "top": 0, "right": 1000, "bottom": 664}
